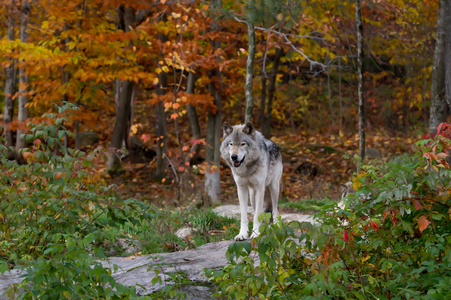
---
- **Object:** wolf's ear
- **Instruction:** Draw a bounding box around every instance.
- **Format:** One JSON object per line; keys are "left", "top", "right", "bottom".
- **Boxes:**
{"left": 223, "top": 122, "right": 233, "bottom": 137}
{"left": 242, "top": 122, "right": 254, "bottom": 135}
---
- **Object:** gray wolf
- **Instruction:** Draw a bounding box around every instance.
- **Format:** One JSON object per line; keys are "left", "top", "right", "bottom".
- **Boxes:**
{"left": 220, "top": 122, "right": 283, "bottom": 241}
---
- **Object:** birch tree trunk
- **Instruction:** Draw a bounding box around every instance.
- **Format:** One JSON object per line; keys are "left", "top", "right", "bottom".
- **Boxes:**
{"left": 244, "top": 0, "right": 256, "bottom": 124}
{"left": 4, "top": 15, "right": 16, "bottom": 153}
{"left": 429, "top": 0, "right": 447, "bottom": 133}
{"left": 355, "top": 0, "right": 365, "bottom": 161}
{"left": 16, "top": 0, "right": 30, "bottom": 152}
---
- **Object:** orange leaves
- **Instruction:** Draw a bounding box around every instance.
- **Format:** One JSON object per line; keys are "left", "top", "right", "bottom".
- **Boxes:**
{"left": 54, "top": 172, "right": 64, "bottom": 180}
{"left": 22, "top": 152, "right": 34, "bottom": 161}
{"left": 418, "top": 215, "right": 429, "bottom": 233}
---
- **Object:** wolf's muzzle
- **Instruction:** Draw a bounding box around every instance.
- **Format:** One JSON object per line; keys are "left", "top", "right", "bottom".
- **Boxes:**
{"left": 231, "top": 155, "right": 245, "bottom": 167}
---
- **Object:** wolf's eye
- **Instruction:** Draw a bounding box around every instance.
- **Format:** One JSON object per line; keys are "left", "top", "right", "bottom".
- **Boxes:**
{"left": 228, "top": 142, "right": 233, "bottom": 146}
{"left": 241, "top": 142, "right": 246, "bottom": 146}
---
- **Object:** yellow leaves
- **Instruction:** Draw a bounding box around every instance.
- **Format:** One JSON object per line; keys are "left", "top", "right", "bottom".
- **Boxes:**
{"left": 130, "top": 124, "right": 140, "bottom": 136}
{"left": 171, "top": 12, "right": 182, "bottom": 19}
{"left": 418, "top": 215, "right": 429, "bottom": 233}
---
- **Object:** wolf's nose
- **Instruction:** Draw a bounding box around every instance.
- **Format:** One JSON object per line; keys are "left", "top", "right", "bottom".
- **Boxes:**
{"left": 231, "top": 154, "right": 238, "bottom": 161}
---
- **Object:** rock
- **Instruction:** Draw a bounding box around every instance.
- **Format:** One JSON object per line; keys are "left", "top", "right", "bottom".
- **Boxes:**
{"left": 104, "top": 240, "right": 236, "bottom": 297}
{"left": 176, "top": 226, "right": 199, "bottom": 239}
{"left": 0, "top": 269, "right": 25, "bottom": 300}
{"left": 104, "top": 238, "right": 142, "bottom": 256}
{"left": 78, "top": 131, "right": 99, "bottom": 146}
{"left": 366, "top": 148, "right": 381, "bottom": 159}
{"left": 212, "top": 205, "right": 253, "bottom": 218}
{"left": 280, "top": 213, "right": 317, "bottom": 224}
{"left": 0, "top": 207, "right": 317, "bottom": 298}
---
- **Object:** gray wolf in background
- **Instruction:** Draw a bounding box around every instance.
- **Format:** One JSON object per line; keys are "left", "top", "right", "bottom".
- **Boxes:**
{"left": 220, "top": 122, "right": 283, "bottom": 241}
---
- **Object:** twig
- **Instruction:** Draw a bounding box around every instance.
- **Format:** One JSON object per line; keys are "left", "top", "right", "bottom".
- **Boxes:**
{"left": 164, "top": 152, "right": 179, "bottom": 184}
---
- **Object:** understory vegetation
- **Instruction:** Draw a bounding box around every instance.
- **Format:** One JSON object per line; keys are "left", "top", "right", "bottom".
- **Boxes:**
{"left": 208, "top": 124, "right": 451, "bottom": 299}
{"left": 1, "top": 106, "right": 450, "bottom": 299}
{"left": 0, "top": 105, "right": 239, "bottom": 299}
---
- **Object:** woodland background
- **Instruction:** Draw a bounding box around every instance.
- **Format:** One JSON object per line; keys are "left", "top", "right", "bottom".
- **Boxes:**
{"left": 1, "top": 1, "right": 451, "bottom": 298}
{"left": 0, "top": 0, "right": 450, "bottom": 206}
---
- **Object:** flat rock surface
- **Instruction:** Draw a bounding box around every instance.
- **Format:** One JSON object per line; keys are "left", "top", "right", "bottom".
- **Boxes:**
{"left": 0, "top": 205, "right": 316, "bottom": 299}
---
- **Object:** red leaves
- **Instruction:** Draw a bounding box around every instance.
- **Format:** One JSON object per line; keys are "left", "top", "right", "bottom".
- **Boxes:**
{"left": 369, "top": 221, "right": 379, "bottom": 232}
{"left": 414, "top": 200, "right": 422, "bottom": 210}
{"left": 341, "top": 230, "right": 349, "bottom": 242}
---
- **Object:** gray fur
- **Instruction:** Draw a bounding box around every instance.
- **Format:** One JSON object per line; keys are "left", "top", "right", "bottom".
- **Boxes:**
{"left": 220, "top": 122, "right": 283, "bottom": 241}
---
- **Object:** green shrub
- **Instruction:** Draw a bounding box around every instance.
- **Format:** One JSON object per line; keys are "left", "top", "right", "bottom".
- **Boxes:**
{"left": 208, "top": 125, "right": 451, "bottom": 299}
{"left": 0, "top": 103, "right": 148, "bottom": 298}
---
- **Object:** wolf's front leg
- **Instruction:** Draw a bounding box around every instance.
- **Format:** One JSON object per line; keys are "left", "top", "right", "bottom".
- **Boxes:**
{"left": 250, "top": 185, "right": 265, "bottom": 239}
{"left": 235, "top": 184, "right": 249, "bottom": 241}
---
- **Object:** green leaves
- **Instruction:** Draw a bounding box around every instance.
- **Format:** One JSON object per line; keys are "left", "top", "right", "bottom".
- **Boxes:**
{"left": 0, "top": 105, "right": 142, "bottom": 298}
{"left": 209, "top": 133, "right": 451, "bottom": 299}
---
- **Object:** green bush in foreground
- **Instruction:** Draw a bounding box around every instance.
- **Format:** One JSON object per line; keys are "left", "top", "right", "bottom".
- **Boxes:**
{"left": 208, "top": 125, "right": 451, "bottom": 299}
{"left": 0, "top": 103, "right": 150, "bottom": 299}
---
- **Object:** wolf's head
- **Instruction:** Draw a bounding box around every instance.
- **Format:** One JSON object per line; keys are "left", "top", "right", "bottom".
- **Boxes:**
{"left": 221, "top": 122, "right": 256, "bottom": 168}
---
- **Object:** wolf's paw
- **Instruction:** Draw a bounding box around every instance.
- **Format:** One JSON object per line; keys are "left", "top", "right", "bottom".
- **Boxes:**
{"left": 250, "top": 231, "right": 260, "bottom": 239}
{"left": 234, "top": 232, "right": 248, "bottom": 241}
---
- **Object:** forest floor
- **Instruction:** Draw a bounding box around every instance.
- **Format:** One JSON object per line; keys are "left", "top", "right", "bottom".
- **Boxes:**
{"left": 100, "top": 130, "right": 417, "bottom": 209}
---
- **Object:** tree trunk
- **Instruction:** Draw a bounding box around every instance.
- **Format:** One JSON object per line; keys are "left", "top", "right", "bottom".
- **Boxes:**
{"left": 326, "top": 54, "right": 335, "bottom": 127}
{"left": 289, "top": 53, "right": 295, "bottom": 133}
{"left": 204, "top": 0, "right": 222, "bottom": 206}
{"left": 339, "top": 58, "right": 343, "bottom": 130}
{"left": 259, "top": 69, "right": 267, "bottom": 129}
{"left": 244, "top": 0, "right": 256, "bottom": 124}
{"left": 262, "top": 46, "right": 283, "bottom": 138}
{"left": 356, "top": 0, "right": 366, "bottom": 161}
{"left": 4, "top": 15, "right": 16, "bottom": 154}
{"left": 429, "top": 0, "right": 447, "bottom": 133}
{"left": 107, "top": 80, "right": 134, "bottom": 174}
{"left": 445, "top": 0, "right": 451, "bottom": 111}
{"left": 205, "top": 75, "right": 222, "bottom": 206}
{"left": 16, "top": 0, "right": 30, "bottom": 152}
{"left": 155, "top": 33, "right": 169, "bottom": 178}
{"left": 107, "top": 5, "right": 136, "bottom": 175}
{"left": 186, "top": 71, "right": 202, "bottom": 165}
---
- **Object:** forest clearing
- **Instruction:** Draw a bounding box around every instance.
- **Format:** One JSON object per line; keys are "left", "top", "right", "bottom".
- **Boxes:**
{"left": 0, "top": 0, "right": 450, "bottom": 299}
